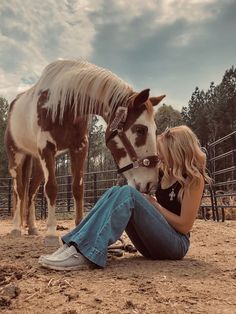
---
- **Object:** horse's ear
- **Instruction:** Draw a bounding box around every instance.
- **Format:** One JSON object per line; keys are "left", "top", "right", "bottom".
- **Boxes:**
{"left": 149, "top": 95, "right": 166, "bottom": 107}
{"left": 133, "top": 89, "right": 150, "bottom": 107}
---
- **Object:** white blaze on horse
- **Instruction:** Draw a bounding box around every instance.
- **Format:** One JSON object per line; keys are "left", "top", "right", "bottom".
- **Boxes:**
{"left": 4, "top": 59, "right": 165, "bottom": 245}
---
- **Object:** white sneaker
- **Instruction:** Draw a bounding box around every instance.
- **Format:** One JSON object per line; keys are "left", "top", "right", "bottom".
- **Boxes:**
{"left": 38, "top": 245, "right": 93, "bottom": 271}
{"left": 38, "top": 243, "right": 69, "bottom": 263}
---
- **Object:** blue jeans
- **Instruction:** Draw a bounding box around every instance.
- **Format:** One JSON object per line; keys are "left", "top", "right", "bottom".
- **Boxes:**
{"left": 62, "top": 186, "right": 190, "bottom": 267}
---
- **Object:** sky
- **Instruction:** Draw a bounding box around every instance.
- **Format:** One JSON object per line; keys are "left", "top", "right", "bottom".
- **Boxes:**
{"left": 0, "top": 0, "right": 236, "bottom": 111}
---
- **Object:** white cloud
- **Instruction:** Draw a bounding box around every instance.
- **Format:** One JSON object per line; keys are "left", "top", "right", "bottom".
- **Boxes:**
{"left": 0, "top": 0, "right": 235, "bottom": 110}
{"left": 0, "top": 0, "right": 100, "bottom": 101}
{"left": 156, "top": 0, "right": 220, "bottom": 24}
{"left": 94, "top": 0, "right": 220, "bottom": 26}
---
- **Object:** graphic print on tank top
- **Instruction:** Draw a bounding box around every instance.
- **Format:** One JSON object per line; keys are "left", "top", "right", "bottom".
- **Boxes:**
{"left": 155, "top": 172, "right": 182, "bottom": 216}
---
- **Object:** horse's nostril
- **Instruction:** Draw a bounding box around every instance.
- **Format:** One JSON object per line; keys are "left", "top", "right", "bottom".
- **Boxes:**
{"left": 146, "top": 182, "right": 151, "bottom": 193}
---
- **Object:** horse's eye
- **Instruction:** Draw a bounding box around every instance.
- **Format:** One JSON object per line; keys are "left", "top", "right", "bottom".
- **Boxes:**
{"left": 136, "top": 126, "right": 147, "bottom": 136}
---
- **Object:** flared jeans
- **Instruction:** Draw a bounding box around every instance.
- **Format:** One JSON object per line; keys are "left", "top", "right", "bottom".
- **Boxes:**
{"left": 62, "top": 186, "right": 190, "bottom": 267}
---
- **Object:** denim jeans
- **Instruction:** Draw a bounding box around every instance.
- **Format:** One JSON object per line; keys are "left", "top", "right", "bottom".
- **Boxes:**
{"left": 62, "top": 186, "right": 190, "bottom": 267}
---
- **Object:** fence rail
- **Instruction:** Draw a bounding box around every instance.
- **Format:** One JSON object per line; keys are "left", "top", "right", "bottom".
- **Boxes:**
{"left": 200, "top": 130, "right": 236, "bottom": 221}
{"left": 0, "top": 170, "right": 119, "bottom": 218}
{"left": 1, "top": 132, "right": 235, "bottom": 221}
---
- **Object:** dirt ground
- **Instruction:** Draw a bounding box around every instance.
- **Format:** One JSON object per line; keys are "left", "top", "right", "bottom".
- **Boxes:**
{"left": 0, "top": 219, "right": 235, "bottom": 314}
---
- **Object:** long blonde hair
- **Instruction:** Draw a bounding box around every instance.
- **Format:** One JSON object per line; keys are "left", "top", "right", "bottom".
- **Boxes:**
{"left": 156, "top": 125, "right": 212, "bottom": 201}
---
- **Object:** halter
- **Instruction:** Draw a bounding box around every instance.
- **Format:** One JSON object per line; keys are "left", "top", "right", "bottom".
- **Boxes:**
{"left": 106, "top": 106, "right": 159, "bottom": 174}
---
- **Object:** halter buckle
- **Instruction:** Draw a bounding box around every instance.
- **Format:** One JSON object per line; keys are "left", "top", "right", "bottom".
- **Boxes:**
{"left": 133, "top": 160, "right": 139, "bottom": 169}
{"left": 142, "top": 158, "right": 151, "bottom": 167}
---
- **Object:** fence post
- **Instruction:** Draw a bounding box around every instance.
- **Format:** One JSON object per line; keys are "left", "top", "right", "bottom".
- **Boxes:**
{"left": 67, "top": 175, "right": 72, "bottom": 212}
{"left": 204, "top": 146, "right": 217, "bottom": 221}
{"left": 93, "top": 173, "right": 97, "bottom": 204}
{"left": 8, "top": 178, "right": 12, "bottom": 215}
{"left": 232, "top": 132, "right": 236, "bottom": 180}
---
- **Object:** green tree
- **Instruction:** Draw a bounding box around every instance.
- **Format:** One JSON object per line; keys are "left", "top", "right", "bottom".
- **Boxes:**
{"left": 0, "top": 96, "right": 9, "bottom": 177}
{"left": 181, "top": 87, "right": 210, "bottom": 146}
{"left": 87, "top": 116, "right": 115, "bottom": 172}
{"left": 211, "top": 67, "right": 236, "bottom": 138}
{"left": 155, "top": 104, "right": 184, "bottom": 135}
{"left": 182, "top": 66, "right": 236, "bottom": 145}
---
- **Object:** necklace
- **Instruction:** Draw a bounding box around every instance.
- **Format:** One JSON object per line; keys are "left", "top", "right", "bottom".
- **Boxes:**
{"left": 169, "top": 188, "right": 176, "bottom": 201}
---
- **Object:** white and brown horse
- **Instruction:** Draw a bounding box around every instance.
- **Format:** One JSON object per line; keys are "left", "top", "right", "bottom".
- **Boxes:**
{"left": 4, "top": 59, "right": 165, "bottom": 245}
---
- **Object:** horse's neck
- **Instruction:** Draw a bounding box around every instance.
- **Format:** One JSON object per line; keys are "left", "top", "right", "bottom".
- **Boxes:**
{"left": 93, "top": 103, "right": 116, "bottom": 125}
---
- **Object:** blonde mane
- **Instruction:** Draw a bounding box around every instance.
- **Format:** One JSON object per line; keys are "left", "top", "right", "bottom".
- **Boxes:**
{"left": 31, "top": 59, "right": 133, "bottom": 122}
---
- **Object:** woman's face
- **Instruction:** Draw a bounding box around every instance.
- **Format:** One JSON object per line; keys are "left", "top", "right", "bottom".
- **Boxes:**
{"left": 157, "top": 144, "right": 166, "bottom": 164}
{"left": 157, "top": 143, "right": 171, "bottom": 169}
{"left": 157, "top": 151, "right": 165, "bottom": 163}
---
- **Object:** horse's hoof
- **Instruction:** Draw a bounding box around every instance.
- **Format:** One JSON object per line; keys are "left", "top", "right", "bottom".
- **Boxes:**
{"left": 10, "top": 229, "right": 21, "bottom": 237}
{"left": 125, "top": 244, "right": 137, "bottom": 253}
{"left": 44, "top": 236, "right": 59, "bottom": 247}
{"left": 28, "top": 228, "right": 39, "bottom": 236}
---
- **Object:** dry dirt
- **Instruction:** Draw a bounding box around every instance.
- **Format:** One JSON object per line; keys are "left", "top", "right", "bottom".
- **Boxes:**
{"left": 0, "top": 218, "right": 235, "bottom": 314}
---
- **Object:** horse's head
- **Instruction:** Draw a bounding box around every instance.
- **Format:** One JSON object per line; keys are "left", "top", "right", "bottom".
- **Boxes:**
{"left": 106, "top": 89, "right": 165, "bottom": 193}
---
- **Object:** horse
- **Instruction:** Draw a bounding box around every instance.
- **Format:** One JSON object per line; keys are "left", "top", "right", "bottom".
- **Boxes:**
{"left": 4, "top": 59, "right": 165, "bottom": 245}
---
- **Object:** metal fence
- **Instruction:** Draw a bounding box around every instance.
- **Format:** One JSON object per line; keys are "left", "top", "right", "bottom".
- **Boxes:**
{"left": 0, "top": 170, "right": 119, "bottom": 219}
{"left": 1, "top": 131, "right": 235, "bottom": 221}
{"left": 200, "top": 131, "right": 236, "bottom": 221}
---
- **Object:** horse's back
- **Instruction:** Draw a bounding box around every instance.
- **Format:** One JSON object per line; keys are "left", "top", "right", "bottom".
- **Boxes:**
{"left": 7, "top": 90, "right": 39, "bottom": 156}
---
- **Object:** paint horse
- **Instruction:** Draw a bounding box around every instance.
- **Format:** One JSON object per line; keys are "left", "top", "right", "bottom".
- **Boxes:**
{"left": 4, "top": 59, "right": 165, "bottom": 245}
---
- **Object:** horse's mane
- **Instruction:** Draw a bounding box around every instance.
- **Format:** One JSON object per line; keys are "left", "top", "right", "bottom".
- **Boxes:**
{"left": 32, "top": 59, "right": 133, "bottom": 122}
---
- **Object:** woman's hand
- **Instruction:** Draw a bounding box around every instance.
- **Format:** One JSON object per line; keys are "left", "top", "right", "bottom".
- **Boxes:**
{"left": 143, "top": 194, "right": 163, "bottom": 213}
{"left": 142, "top": 193, "right": 158, "bottom": 207}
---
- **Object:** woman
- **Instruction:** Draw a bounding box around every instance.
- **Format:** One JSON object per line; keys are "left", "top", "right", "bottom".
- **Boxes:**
{"left": 39, "top": 125, "right": 211, "bottom": 270}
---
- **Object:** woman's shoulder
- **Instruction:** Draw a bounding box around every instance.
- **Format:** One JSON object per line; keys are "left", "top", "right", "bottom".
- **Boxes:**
{"left": 185, "top": 174, "right": 205, "bottom": 190}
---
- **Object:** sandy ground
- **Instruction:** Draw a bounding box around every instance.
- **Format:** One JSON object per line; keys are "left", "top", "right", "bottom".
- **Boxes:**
{"left": 0, "top": 218, "right": 235, "bottom": 314}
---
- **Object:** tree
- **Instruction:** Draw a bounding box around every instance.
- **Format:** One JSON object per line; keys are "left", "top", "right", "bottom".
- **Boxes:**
{"left": 155, "top": 104, "right": 184, "bottom": 135}
{"left": 181, "top": 87, "right": 210, "bottom": 146}
{"left": 182, "top": 66, "right": 236, "bottom": 145}
{"left": 87, "top": 116, "right": 115, "bottom": 172}
{"left": 211, "top": 67, "right": 236, "bottom": 137}
{"left": 0, "top": 96, "right": 9, "bottom": 177}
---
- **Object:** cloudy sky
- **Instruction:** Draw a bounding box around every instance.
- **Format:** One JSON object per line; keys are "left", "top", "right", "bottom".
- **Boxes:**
{"left": 0, "top": 0, "right": 235, "bottom": 111}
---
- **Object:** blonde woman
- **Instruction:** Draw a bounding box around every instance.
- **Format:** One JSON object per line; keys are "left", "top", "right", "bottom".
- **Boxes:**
{"left": 39, "top": 125, "right": 211, "bottom": 270}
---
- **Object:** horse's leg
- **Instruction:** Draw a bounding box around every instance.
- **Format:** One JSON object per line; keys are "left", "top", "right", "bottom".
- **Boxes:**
{"left": 70, "top": 139, "right": 88, "bottom": 225}
{"left": 27, "top": 158, "right": 44, "bottom": 235}
{"left": 38, "top": 143, "right": 58, "bottom": 246}
{"left": 9, "top": 152, "right": 25, "bottom": 236}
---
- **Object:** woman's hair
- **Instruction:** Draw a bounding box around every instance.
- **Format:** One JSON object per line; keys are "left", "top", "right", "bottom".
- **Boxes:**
{"left": 156, "top": 125, "right": 212, "bottom": 201}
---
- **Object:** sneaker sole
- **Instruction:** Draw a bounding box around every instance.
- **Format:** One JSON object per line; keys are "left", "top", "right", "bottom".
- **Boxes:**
{"left": 39, "top": 261, "right": 92, "bottom": 271}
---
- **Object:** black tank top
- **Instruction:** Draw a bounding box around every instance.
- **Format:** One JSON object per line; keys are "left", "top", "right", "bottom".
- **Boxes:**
{"left": 155, "top": 172, "right": 182, "bottom": 216}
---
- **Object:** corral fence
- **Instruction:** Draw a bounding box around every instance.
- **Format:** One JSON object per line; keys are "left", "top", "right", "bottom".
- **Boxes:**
{"left": 0, "top": 131, "right": 235, "bottom": 221}
{"left": 0, "top": 169, "right": 119, "bottom": 219}
{"left": 200, "top": 130, "right": 236, "bottom": 221}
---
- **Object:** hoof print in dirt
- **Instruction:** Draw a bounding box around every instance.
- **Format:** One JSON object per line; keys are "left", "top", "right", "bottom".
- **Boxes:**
{"left": 0, "top": 283, "right": 21, "bottom": 308}
{"left": 1, "top": 283, "right": 21, "bottom": 299}
{"left": 10, "top": 229, "right": 21, "bottom": 237}
{"left": 124, "top": 300, "right": 136, "bottom": 310}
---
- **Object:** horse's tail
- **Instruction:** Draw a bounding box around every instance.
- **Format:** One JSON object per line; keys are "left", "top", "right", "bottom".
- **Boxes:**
{"left": 20, "top": 155, "right": 33, "bottom": 227}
